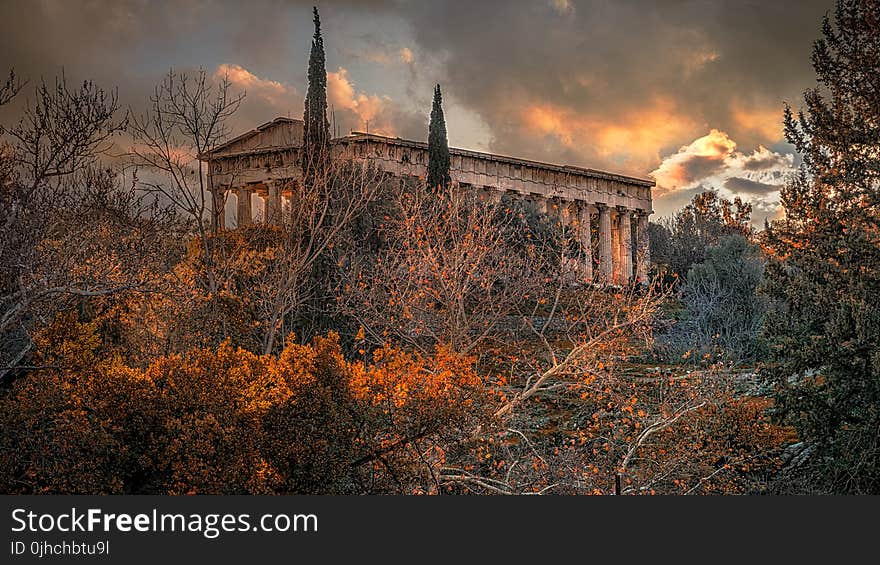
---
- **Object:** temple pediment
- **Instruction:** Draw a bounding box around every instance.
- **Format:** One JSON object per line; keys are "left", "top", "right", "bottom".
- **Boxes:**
{"left": 203, "top": 117, "right": 303, "bottom": 158}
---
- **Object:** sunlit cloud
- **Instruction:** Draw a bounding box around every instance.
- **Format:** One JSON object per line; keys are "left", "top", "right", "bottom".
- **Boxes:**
{"left": 328, "top": 66, "right": 398, "bottom": 135}
{"left": 651, "top": 129, "right": 795, "bottom": 224}
{"left": 651, "top": 129, "right": 737, "bottom": 194}
{"left": 215, "top": 63, "right": 296, "bottom": 110}
{"left": 521, "top": 98, "right": 698, "bottom": 173}
{"left": 549, "top": 0, "right": 575, "bottom": 16}
{"left": 399, "top": 47, "right": 414, "bottom": 64}
{"left": 731, "top": 101, "right": 784, "bottom": 144}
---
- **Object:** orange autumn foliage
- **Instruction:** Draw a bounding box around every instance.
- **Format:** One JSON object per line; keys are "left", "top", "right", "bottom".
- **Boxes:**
{"left": 0, "top": 313, "right": 487, "bottom": 494}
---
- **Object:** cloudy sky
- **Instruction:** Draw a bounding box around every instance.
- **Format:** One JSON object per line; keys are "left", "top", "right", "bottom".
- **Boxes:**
{"left": 0, "top": 0, "right": 835, "bottom": 222}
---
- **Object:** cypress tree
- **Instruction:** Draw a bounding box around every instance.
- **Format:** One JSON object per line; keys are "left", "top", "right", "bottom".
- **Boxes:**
{"left": 302, "top": 6, "right": 330, "bottom": 178}
{"left": 763, "top": 0, "right": 880, "bottom": 493}
{"left": 427, "top": 84, "right": 451, "bottom": 190}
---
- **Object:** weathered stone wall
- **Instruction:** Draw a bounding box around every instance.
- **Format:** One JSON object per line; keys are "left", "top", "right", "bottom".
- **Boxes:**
{"left": 336, "top": 134, "right": 652, "bottom": 213}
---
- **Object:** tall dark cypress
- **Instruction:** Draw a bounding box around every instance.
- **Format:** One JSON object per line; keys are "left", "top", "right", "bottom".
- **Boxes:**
{"left": 302, "top": 6, "right": 330, "bottom": 178}
{"left": 427, "top": 84, "right": 451, "bottom": 190}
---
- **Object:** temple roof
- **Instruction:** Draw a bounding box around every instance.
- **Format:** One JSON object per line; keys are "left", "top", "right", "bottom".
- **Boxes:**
{"left": 201, "top": 117, "right": 655, "bottom": 188}
{"left": 340, "top": 131, "right": 655, "bottom": 187}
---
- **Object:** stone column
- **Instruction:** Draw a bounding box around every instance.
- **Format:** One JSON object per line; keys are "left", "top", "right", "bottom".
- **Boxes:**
{"left": 555, "top": 199, "right": 576, "bottom": 283}
{"left": 534, "top": 196, "right": 548, "bottom": 215}
{"left": 636, "top": 212, "right": 651, "bottom": 283}
{"left": 281, "top": 195, "right": 291, "bottom": 223}
{"left": 618, "top": 207, "right": 633, "bottom": 284}
{"left": 611, "top": 213, "right": 621, "bottom": 283}
{"left": 597, "top": 204, "right": 613, "bottom": 281}
{"left": 236, "top": 186, "right": 252, "bottom": 227}
{"left": 254, "top": 194, "right": 265, "bottom": 223}
{"left": 577, "top": 202, "right": 593, "bottom": 283}
{"left": 266, "top": 181, "right": 282, "bottom": 225}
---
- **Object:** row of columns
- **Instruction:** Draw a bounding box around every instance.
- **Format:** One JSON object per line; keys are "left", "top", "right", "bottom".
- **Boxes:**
{"left": 210, "top": 182, "right": 288, "bottom": 229}
{"left": 215, "top": 184, "right": 650, "bottom": 285}
{"left": 553, "top": 199, "right": 650, "bottom": 286}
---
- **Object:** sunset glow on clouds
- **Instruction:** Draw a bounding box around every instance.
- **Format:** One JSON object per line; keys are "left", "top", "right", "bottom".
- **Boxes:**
{"left": 213, "top": 62, "right": 415, "bottom": 138}
{"left": 204, "top": 27, "right": 800, "bottom": 223}
{"left": 650, "top": 129, "right": 795, "bottom": 223}
{"left": 2, "top": 0, "right": 836, "bottom": 226}
{"left": 651, "top": 129, "right": 738, "bottom": 194}
{"left": 328, "top": 67, "right": 399, "bottom": 135}
{"left": 216, "top": 54, "right": 796, "bottom": 222}
{"left": 520, "top": 95, "right": 793, "bottom": 223}
{"left": 521, "top": 98, "right": 699, "bottom": 173}
{"left": 731, "top": 102, "right": 785, "bottom": 143}
{"left": 216, "top": 64, "right": 295, "bottom": 109}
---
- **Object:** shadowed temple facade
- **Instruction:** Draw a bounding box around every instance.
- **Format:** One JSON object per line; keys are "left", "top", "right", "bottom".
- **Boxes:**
{"left": 200, "top": 117, "right": 654, "bottom": 284}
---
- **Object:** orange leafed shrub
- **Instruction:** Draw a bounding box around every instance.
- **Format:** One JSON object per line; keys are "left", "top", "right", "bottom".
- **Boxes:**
{"left": 353, "top": 344, "right": 481, "bottom": 410}
{"left": 0, "top": 314, "right": 487, "bottom": 494}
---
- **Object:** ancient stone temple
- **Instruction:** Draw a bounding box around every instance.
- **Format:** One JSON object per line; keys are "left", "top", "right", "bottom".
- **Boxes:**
{"left": 200, "top": 117, "right": 654, "bottom": 284}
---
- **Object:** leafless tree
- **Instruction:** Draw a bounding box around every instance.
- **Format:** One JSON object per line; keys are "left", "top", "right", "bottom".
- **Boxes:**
{"left": 0, "top": 69, "right": 23, "bottom": 110}
{"left": 128, "top": 69, "right": 244, "bottom": 294}
{"left": 341, "top": 185, "right": 551, "bottom": 355}
{"left": 6, "top": 73, "right": 125, "bottom": 190}
{"left": 0, "top": 73, "right": 176, "bottom": 381}
{"left": 243, "top": 160, "right": 388, "bottom": 354}
{"left": 433, "top": 279, "right": 781, "bottom": 495}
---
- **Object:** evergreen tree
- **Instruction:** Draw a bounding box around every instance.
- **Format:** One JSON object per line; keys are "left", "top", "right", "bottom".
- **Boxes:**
{"left": 650, "top": 190, "right": 752, "bottom": 280}
{"left": 763, "top": 0, "right": 880, "bottom": 493}
{"left": 427, "top": 84, "right": 451, "bottom": 190}
{"left": 302, "top": 6, "right": 330, "bottom": 178}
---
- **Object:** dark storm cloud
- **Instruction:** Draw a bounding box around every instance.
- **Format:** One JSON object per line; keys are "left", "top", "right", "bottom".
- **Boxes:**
{"left": 0, "top": 0, "right": 427, "bottom": 145}
{"left": 740, "top": 149, "right": 792, "bottom": 171}
{"left": 724, "top": 177, "right": 780, "bottom": 195}
{"left": 1, "top": 0, "right": 833, "bottom": 183}
{"left": 675, "top": 155, "right": 729, "bottom": 187}
{"left": 0, "top": 1, "right": 184, "bottom": 111}
{"left": 391, "top": 0, "right": 834, "bottom": 173}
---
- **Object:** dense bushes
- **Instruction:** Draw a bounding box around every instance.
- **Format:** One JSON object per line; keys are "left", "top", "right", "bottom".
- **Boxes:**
{"left": 650, "top": 190, "right": 752, "bottom": 281}
{"left": 0, "top": 313, "right": 486, "bottom": 494}
{"left": 657, "top": 235, "right": 768, "bottom": 364}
